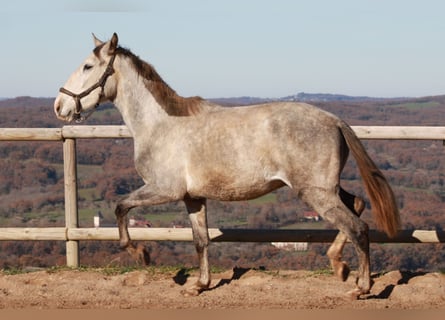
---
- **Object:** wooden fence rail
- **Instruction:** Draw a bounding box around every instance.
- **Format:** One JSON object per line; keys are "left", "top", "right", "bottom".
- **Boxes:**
{"left": 0, "top": 227, "right": 443, "bottom": 243}
{"left": 2, "top": 125, "right": 445, "bottom": 141}
{"left": 0, "top": 125, "right": 444, "bottom": 267}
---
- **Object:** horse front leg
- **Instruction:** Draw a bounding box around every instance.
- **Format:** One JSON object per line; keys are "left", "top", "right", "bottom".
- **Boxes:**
{"left": 327, "top": 188, "right": 365, "bottom": 281}
{"left": 182, "top": 197, "right": 211, "bottom": 296}
{"left": 115, "top": 202, "right": 150, "bottom": 265}
{"left": 115, "top": 184, "right": 178, "bottom": 265}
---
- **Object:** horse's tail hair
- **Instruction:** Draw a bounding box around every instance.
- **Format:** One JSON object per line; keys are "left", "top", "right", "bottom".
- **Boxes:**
{"left": 339, "top": 121, "right": 400, "bottom": 237}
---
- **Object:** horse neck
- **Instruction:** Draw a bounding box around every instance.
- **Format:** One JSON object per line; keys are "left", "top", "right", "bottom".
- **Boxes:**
{"left": 112, "top": 57, "right": 168, "bottom": 137}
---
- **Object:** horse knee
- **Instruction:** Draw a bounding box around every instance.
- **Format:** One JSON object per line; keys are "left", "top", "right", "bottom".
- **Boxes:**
{"left": 193, "top": 236, "right": 209, "bottom": 251}
{"left": 115, "top": 202, "right": 130, "bottom": 218}
{"left": 114, "top": 202, "right": 133, "bottom": 249}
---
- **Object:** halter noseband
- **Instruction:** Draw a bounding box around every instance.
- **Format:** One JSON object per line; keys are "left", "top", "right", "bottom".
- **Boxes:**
{"left": 59, "top": 54, "right": 116, "bottom": 122}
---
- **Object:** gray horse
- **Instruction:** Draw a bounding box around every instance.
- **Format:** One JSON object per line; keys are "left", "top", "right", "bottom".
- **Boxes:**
{"left": 54, "top": 33, "right": 400, "bottom": 298}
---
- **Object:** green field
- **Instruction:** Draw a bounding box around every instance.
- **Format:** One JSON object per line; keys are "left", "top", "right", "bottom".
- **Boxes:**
{"left": 248, "top": 193, "right": 277, "bottom": 205}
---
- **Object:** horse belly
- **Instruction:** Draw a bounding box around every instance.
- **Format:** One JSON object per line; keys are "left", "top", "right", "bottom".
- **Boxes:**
{"left": 186, "top": 166, "right": 287, "bottom": 201}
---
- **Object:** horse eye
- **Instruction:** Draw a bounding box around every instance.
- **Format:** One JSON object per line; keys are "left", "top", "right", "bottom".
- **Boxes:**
{"left": 83, "top": 64, "right": 93, "bottom": 71}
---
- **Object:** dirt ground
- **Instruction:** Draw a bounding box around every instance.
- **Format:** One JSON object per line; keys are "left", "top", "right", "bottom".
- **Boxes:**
{"left": 0, "top": 268, "right": 444, "bottom": 309}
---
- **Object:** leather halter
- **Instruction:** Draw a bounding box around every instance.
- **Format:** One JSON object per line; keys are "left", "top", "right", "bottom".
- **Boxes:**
{"left": 59, "top": 54, "right": 116, "bottom": 122}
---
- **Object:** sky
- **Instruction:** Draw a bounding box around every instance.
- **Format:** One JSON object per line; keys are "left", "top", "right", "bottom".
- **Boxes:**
{"left": 1, "top": 0, "right": 445, "bottom": 99}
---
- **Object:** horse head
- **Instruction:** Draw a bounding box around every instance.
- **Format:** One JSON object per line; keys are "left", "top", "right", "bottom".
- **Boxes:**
{"left": 54, "top": 33, "right": 119, "bottom": 122}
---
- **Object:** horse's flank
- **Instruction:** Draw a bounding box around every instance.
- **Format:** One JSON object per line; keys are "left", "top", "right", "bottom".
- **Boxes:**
{"left": 116, "top": 47, "right": 211, "bottom": 116}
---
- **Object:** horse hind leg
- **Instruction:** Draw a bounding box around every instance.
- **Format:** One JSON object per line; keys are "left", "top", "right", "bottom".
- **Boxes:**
{"left": 327, "top": 188, "right": 365, "bottom": 281}
{"left": 299, "top": 187, "right": 370, "bottom": 299}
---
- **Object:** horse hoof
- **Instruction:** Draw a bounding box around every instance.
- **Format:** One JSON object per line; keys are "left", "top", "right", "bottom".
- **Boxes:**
{"left": 332, "top": 261, "right": 350, "bottom": 281}
{"left": 338, "top": 261, "right": 350, "bottom": 281}
{"left": 346, "top": 287, "right": 370, "bottom": 300}
{"left": 136, "top": 243, "right": 150, "bottom": 265}
{"left": 125, "top": 243, "right": 150, "bottom": 265}
{"left": 181, "top": 287, "right": 201, "bottom": 297}
{"left": 346, "top": 288, "right": 362, "bottom": 300}
{"left": 181, "top": 282, "right": 210, "bottom": 297}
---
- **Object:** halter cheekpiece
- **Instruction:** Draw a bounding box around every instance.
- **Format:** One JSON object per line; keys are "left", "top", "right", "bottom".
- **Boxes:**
{"left": 59, "top": 54, "right": 116, "bottom": 122}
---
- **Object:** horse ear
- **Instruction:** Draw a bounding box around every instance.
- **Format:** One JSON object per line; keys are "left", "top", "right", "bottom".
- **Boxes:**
{"left": 108, "top": 33, "right": 119, "bottom": 54}
{"left": 92, "top": 33, "right": 103, "bottom": 47}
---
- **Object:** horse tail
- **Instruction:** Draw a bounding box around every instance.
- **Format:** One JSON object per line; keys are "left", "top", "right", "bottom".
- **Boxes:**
{"left": 339, "top": 121, "right": 400, "bottom": 237}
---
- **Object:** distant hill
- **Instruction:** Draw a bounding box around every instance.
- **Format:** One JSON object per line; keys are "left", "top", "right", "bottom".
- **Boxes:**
{"left": 0, "top": 96, "right": 54, "bottom": 108}
{"left": 0, "top": 92, "right": 437, "bottom": 110}
{"left": 210, "top": 92, "right": 412, "bottom": 105}
{"left": 280, "top": 92, "right": 407, "bottom": 102}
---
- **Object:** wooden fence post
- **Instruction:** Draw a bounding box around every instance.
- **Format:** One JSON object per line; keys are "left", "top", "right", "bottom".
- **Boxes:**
{"left": 63, "top": 138, "right": 79, "bottom": 267}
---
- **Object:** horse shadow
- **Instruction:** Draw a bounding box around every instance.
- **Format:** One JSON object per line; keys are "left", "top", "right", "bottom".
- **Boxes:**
{"left": 366, "top": 270, "right": 426, "bottom": 300}
{"left": 172, "top": 267, "right": 252, "bottom": 290}
{"left": 173, "top": 268, "right": 426, "bottom": 299}
{"left": 210, "top": 267, "right": 252, "bottom": 291}
{"left": 172, "top": 268, "right": 191, "bottom": 286}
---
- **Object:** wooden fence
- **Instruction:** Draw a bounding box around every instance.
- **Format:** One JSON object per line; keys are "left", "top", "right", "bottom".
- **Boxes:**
{"left": 0, "top": 125, "right": 444, "bottom": 267}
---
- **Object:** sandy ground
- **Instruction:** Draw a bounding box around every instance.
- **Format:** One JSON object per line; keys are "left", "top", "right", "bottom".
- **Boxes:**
{"left": 0, "top": 268, "right": 444, "bottom": 309}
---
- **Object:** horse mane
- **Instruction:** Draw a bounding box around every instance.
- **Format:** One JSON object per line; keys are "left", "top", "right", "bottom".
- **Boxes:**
{"left": 115, "top": 47, "right": 207, "bottom": 116}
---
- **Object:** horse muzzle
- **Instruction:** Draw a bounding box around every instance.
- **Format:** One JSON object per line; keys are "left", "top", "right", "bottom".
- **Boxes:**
{"left": 54, "top": 95, "right": 77, "bottom": 122}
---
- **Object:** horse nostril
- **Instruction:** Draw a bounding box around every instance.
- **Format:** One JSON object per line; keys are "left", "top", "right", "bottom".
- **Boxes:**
{"left": 54, "top": 99, "right": 61, "bottom": 114}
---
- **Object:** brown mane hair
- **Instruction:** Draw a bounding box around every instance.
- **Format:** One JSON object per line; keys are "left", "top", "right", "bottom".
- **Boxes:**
{"left": 115, "top": 47, "right": 206, "bottom": 116}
